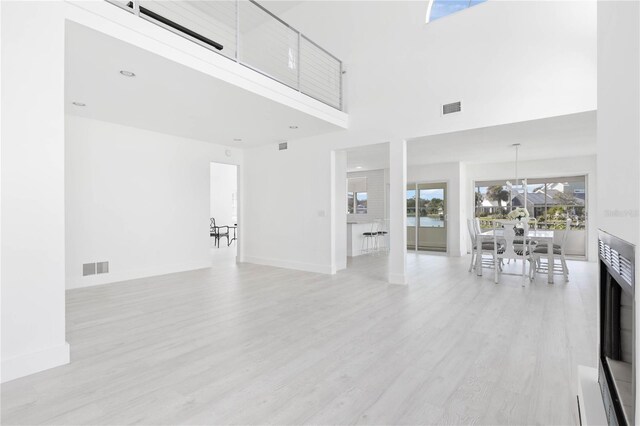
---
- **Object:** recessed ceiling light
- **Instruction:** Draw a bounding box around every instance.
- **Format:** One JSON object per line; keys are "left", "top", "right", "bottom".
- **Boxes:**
{"left": 72, "top": 102, "right": 86, "bottom": 107}
{"left": 119, "top": 70, "right": 136, "bottom": 77}
{"left": 355, "top": 166, "right": 363, "bottom": 169}
{"left": 289, "top": 125, "right": 298, "bottom": 129}
{"left": 233, "top": 138, "right": 242, "bottom": 142}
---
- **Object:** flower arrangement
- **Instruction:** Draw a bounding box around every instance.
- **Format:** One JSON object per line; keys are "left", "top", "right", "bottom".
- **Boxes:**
{"left": 507, "top": 207, "right": 530, "bottom": 221}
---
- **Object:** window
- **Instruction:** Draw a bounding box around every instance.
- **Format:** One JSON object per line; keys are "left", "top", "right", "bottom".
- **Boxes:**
{"left": 347, "top": 177, "right": 368, "bottom": 214}
{"left": 474, "top": 176, "right": 586, "bottom": 229}
{"left": 474, "top": 175, "right": 588, "bottom": 256}
{"left": 426, "top": 0, "right": 487, "bottom": 23}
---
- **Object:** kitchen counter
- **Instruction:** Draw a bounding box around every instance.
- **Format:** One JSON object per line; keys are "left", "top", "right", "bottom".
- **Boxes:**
{"left": 347, "top": 222, "right": 380, "bottom": 256}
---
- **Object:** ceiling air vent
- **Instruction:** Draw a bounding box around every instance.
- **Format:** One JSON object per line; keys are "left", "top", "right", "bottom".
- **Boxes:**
{"left": 279, "top": 142, "right": 288, "bottom": 151}
{"left": 442, "top": 101, "right": 462, "bottom": 115}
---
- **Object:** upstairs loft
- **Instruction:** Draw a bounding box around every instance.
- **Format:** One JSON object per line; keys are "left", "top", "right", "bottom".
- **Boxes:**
{"left": 64, "top": 0, "right": 348, "bottom": 146}
{"left": 107, "top": 0, "right": 343, "bottom": 112}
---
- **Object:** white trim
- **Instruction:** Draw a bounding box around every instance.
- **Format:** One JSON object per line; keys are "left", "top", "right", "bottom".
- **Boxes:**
{"left": 242, "top": 256, "right": 333, "bottom": 275}
{"left": 576, "top": 365, "right": 607, "bottom": 425}
{"left": 425, "top": 0, "right": 434, "bottom": 23}
{"left": 407, "top": 179, "right": 450, "bottom": 255}
{"left": 66, "top": 261, "right": 211, "bottom": 289}
{"left": 1, "top": 343, "right": 70, "bottom": 383}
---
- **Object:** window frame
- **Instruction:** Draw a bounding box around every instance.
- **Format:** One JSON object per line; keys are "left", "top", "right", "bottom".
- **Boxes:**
{"left": 347, "top": 191, "right": 368, "bottom": 215}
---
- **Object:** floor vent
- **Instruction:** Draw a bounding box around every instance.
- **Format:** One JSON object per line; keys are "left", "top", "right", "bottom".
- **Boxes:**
{"left": 279, "top": 142, "right": 288, "bottom": 150}
{"left": 442, "top": 101, "right": 462, "bottom": 115}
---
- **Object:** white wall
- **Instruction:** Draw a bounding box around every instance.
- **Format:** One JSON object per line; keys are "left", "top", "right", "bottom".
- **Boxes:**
{"left": 597, "top": 1, "right": 639, "bottom": 247}
{"left": 243, "top": 0, "right": 597, "bottom": 275}
{"left": 281, "top": 0, "right": 597, "bottom": 140}
{"left": 347, "top": 169, "right": 386, "bottom": 223}
{"left": 466, "top": 155, "right": 597, "bottom": 261}
{"left": 243, "top": 142, "right": 333, "bottom": 274}
{"left": 597, "top": 0, "right": 640, "bottom": 414}
{"left": 210, "top": 163, "right": 238, "bottom": 227}
{"left": 66, "top": 116, "right": 242, "bottom": 289}
{"left": 1, "top": 1, "right": 69, "bottom": 383}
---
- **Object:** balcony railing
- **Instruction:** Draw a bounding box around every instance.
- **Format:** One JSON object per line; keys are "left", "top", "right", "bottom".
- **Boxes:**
{"left": 107, "top": 0, "right": 343, "bottom": 110}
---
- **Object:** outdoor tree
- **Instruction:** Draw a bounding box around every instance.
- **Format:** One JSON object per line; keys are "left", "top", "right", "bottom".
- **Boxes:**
{"left": 552, "top": 191, "right": 579, "bottom": 205}
{"left": 426, "top": 198, "right": 444, "bottom": 215}
{"left": 475, "top": 191, "right": 484, "bottom": 207}
{"left": 486, "top": 185, "right": 510, "bottom": 207}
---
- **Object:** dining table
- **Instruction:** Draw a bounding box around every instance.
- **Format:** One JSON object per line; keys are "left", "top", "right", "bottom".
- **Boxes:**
{"left": 476, "top": 228, "right": 556, "bottom": 283}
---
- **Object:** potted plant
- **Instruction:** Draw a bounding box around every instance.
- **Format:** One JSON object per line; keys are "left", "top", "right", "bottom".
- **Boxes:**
{"left": 507, "top": 207, "right": 530, "bottom": 235}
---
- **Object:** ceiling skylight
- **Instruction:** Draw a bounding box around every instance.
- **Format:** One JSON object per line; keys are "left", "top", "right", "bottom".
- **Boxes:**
{"left": 426, "top": 0, "right": 487, "bottom": 23}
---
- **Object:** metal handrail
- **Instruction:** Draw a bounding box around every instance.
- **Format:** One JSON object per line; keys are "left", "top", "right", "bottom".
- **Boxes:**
{"left": 106, "top": 0, "right": 343, "bottom": 110}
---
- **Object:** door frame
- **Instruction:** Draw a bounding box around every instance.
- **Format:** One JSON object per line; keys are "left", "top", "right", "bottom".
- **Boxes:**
{"left": 209, "top": 161, "right": 242, "bottom": 262}
{"left": 406, "top": 179, "right": 449, "bottom": 255}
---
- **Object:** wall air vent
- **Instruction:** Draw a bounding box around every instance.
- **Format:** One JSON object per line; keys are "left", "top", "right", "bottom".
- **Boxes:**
{"left": 442, "top": 101, "right": 462, "bottom": 115}
{"left": 279, "top": 142, "right": 288, "bottom": 151}
{"left": 83, "top": 263, "right": 96, "bottom": 276}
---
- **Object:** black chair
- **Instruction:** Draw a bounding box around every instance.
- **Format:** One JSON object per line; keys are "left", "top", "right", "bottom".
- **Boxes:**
{"left": 210, "top": 218, "right": 229, "bottom": 248}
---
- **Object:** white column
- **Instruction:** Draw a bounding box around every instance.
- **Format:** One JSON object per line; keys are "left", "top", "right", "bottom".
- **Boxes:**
{"left": 1, "top": 1, "right": 69, "bottom": 382}
{"left": 331, "top": 150, "right": 348, "bottom": 273}
{"left": 388, "top": 140, "right": 407, "bottom": 285}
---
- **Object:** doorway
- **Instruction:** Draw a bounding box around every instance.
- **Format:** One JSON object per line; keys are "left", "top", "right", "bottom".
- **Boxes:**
{"left": 407, "top": 182, "right": 447, "bottom": 253}
{"left": 210, "top": 162, "right": 238, "bottom": 262}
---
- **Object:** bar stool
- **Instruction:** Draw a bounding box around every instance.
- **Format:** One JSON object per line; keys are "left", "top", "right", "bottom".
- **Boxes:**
{"left": 361, "top": 222, "right": 379, "bottom": 254}
{"left": 374, "top": 219, "right": 389, "bottom": 253}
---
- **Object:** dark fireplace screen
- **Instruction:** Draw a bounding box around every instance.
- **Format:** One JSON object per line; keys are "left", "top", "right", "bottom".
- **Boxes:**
{"left": 599, "top": 230, "right": 635, "bottom": 426}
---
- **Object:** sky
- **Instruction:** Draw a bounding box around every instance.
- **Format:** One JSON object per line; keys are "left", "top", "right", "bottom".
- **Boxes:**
{"left": 428, "top": 0, "right": 487, "bottom": 22}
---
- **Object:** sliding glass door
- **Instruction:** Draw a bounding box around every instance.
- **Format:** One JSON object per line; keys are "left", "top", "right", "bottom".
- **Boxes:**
{"left": 407, "top": 182, "right": 447, "bottom": 252}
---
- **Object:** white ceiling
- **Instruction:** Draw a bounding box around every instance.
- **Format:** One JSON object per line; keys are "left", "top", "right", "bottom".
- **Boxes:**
{"left": 65, "top": 21, "right": 342, "bottom": 147}
{"left": 346, "top": 143, "right": 390, "bottom": 172}
{"left": 408, "top": 111, "right": 596, "bottom": 165}
{"left": 344, "top": 111, "right": 596, "bottom": 171}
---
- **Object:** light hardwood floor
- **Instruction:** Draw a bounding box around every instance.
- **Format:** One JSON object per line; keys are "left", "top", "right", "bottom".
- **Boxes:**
{"left": 1, "top": 252, "right": 597, "bottom": 425}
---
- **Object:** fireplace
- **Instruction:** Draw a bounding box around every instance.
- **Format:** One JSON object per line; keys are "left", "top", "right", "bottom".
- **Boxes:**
{"left": 598, "top": 230, "right": 635, "bottom": 426}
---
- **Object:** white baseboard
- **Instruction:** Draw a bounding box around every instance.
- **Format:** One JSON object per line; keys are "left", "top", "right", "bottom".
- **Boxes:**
{"left": 1, "top": 342, "right": 70, "bottom": 383}
{"left": 66, "top": 260, "right": 211, "bottom": 289}
{"left": 388, "top": 273, "right": 407, "bottom": 285}
{"left": 243, "top": 256, "right": 333, "bottom": 274}
{"left": 577, "top": 365, "right": 607, "bottom": 425}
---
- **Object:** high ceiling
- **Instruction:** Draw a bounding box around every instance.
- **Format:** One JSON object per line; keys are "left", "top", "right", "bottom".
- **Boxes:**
{"left": 408, "top": 111, "right": 596, "bottom": 165}
{"left": 345, "top": 111, "right": 596, "bottom": 171}
{"left": 346, "top": 143, "right": 390, "bottom": 172}
{"left": 65, "top": 20, "right": 343, "bottom": 147}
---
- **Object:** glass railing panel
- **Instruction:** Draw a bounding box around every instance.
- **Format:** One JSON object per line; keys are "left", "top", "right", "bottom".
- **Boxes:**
{"left": 138, "top": 0, "right": 237, "bottom": 59}
{"left": 105, "top": 0, "right": 343, "bottom": 111}
{"left": 238, "top": 0, "right": 299, "bottom": 90}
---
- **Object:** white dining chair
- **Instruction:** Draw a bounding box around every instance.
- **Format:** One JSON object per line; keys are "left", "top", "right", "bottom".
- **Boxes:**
{"left": 468, "top": 218, "right": 501, "bottom": 272}
{"left": 529, "top": 218, "right": 571, "bottom": 282}
{"left": 473, "top": 218, "right": 482, "bottom": 236}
